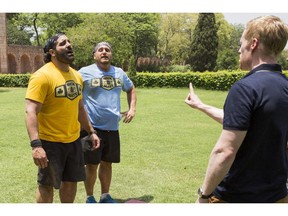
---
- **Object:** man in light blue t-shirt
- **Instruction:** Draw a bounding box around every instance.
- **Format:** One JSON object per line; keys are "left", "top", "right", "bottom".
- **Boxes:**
{"left": 79, "top": 42, "right": 137, "bottom": 203}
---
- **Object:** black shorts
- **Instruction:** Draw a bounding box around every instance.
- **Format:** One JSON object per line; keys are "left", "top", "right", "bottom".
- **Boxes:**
{"left": 81, "top": 128, "right": 120, "bottom": 164}
{"left": 37, "top": 138, "right": 86, "bottom": 189}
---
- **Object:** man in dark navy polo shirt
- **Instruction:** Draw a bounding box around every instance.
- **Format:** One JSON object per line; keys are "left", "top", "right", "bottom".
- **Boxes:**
{"left": 185, "top": 15, "right": 288, "bottom": 203}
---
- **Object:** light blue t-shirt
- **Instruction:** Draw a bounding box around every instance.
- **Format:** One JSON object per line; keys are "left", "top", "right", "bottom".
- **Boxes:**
{"left": 79, "top": 64, "right": 133, "bottom": 130}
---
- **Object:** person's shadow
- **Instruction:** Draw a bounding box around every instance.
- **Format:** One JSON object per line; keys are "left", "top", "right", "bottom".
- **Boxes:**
{"left": 115, "top": 195, "right": 154, "bottom": 203}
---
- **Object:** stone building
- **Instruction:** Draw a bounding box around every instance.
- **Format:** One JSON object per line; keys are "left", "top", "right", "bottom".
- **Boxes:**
{"left": 0, "top": 13, "right": 44, "bottom": 74}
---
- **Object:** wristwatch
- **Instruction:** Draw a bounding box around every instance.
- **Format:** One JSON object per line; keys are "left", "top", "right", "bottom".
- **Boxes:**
{"left": 197, "top": 187, "right": 212, "bottom": 199}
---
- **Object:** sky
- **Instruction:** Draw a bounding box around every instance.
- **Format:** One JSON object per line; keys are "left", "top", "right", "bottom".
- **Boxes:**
{"left": 223, "top": 13, "right": 288, "bottom": 25}
{"left": 224, "top": 13, "right": 288, "bottom": 50}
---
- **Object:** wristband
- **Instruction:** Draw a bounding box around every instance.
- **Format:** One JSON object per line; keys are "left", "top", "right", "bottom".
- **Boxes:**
{"left": 30, "top": 139, "right": 42, "bottom": 148}
{"left": 89, "top": 130, "right": 97, "bottom": 136}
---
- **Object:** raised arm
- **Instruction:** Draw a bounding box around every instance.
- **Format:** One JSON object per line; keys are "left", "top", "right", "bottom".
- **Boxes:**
{"left": 185, "top": 82, "right": 224, "bottom": 124}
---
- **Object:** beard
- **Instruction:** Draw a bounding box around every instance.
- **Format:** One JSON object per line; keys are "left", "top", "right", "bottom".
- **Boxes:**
{"left": 239, "top": 57, "right": 252, "bottom": 71}
{"left": 55, "top": 49, "right": 75, "bottom": 64}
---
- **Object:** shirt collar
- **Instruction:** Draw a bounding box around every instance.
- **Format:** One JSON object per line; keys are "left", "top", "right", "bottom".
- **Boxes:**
{"left": 245, "top": 64, "right": 282, "bottom": 78}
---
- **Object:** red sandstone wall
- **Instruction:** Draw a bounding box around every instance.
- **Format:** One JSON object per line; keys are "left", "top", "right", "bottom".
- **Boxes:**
{"left": 7, "top": 45, "right": 44, "bottom": 74}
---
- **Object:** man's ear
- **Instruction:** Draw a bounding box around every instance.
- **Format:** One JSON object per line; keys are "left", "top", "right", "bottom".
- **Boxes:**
{"left": 49, "top": 49, "right": 56, "bottom": 57}
{"left": 251, "top": 37, "right": 259, "bottom": 51}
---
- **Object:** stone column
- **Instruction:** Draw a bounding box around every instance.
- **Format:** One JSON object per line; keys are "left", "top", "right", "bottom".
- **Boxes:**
{"left": 0, "top": 13, "right": 8, "bottom": 74}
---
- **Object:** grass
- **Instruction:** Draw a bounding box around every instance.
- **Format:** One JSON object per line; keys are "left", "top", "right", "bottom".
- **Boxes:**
{"left": 0, "top": 87, "right": 227, "bottom": 203}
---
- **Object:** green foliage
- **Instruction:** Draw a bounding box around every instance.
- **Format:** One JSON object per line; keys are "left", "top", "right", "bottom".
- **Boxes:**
{"left": 66, "top": 13, "right": 131, "bottom": 69}
{"left": 66, "top": 13, "right": 160, "bottom": 70}
{"left": 0, "top": 74, "right": 30, "bottom": 87}
{"left": 165, "top": 64, "right": 192, "bottom": 72}
{"left": 134, "top": 71, "right": 246, "bottom": 90}
{"left": 128, "top": 55, "right": 137, "bottom": 83}
{"left": 1, "top": 71, "right": 288, "bottom": 90}
{"left": 8, "top": 13, "right": 41, "bottom": 46}
{"left": 216, "top": 49, "right": 239, "bottom": 71}
{"left": 188, "top": 13, "right": 219, "bottom": 72}
{"left": 7, "top": 13, "right": 84, "bottom": 47}
{"left": 216, "top": 23, "right": 244, "bottom": 70}
{"left": 126, "top": 13, "right": 160, "bottom": 57}
{"left": 7, "top": 20, "right": 32, "bottom": 45}
{"left": 6, "top": 13, "right": 252, "bottom": 71}
{"left": 39, "top": 13, "right": 83, "bottom": 39}
{"left": 278, "top": 50, "right": 288, "bottom": 70}
{"left": 158, "top": 13, "right": 198, "bottom": 65}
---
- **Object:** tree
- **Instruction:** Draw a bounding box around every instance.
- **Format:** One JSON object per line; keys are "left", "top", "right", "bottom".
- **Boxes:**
{"left": 66, "top": 13, "right": 160, "bottom": 71}
{"left": 6, "top": 12, "right": 249, "bottom": 72}
{"left": 188, "top": 13, "right": 218, "bottom": 72}
{"left": 123, "top": 13, "right": 160, "bottom": 72}
{"left": 66, "top": 13, "right": 132, "bottom": 69}
{"left": 7, "top": 20, "right": 32, "bottom": 45}
{"left": 278, "top": 50, "right": 288, "bottom": 70}
{"left": 7, "top": 13, "right": 34, "bottom": 45}
{"left": 7, "top": 13, "right": 83, "bottom": 47}
{"left": 158, "top": 13, "right": 198, "bottom": 65}
{"left": 38, "top": 13, "right": 83, "bottom": 42}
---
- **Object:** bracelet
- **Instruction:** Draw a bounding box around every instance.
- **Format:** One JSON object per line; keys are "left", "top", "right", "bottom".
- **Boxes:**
{"left": 30, "top": 139, "right": 42, "bottom": 148}
{"left": 89, "top": 130, "right": 97, "bottom": 136}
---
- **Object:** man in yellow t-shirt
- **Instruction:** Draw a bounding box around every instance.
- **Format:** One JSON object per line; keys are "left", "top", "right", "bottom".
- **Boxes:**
{"left": 25, "top": 32, "right": 100, "bottom": 203}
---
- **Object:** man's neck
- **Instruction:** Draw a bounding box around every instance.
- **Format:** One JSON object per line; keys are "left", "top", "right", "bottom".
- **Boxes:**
{"left": 251, "top": 54, "right": 278, "bottom": 70}
{"left": 96, "top": 63, "right": 110, "bottom": 72}
{"left": 52, "top": 60, "right": 70, "bottom": 72}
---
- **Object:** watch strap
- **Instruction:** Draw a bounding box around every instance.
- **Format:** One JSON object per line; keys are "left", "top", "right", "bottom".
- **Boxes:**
{"left": 198, "top": 187, "right": 212, "bottom": 199}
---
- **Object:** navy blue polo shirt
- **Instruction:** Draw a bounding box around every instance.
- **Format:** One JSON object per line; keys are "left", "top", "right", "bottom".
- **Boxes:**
{"left": 214, "top": 64, "right": 288, "bottom": 202}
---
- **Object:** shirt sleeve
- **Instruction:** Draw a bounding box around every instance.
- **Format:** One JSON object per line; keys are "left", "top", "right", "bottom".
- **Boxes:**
{"left": 25, "top": 72, "right": 49, "bottom": 104}
{"left": 223, "top": 82, "right": 255, "bottom": 131}
{"left": 121, "top": 69, "right": 133, "bottom": 92}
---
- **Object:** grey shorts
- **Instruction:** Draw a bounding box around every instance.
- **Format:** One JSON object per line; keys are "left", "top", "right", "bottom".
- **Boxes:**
{"left": 37, "top": 138, "right": 86, "bottom": 189}
{"left": 81, "top": 128, "right": 120, "bottom": 164}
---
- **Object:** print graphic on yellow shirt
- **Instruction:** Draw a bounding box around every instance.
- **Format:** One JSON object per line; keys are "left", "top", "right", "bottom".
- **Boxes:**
{"left": 55, "top": 80, "right": 82, "bottom": 100}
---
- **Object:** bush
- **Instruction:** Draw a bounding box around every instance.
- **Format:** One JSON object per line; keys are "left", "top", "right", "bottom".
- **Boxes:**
{"left": 1, "top": 71, "right": 287, "bottom": 90}
{"left": 134, "top": 71, "right": 246, "bottom": 90}
{"left": 0, "top": 74, "right": 31, "bottom": 87}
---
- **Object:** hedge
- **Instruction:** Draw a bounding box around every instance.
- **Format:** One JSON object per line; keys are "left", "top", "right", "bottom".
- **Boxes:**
{"left": 133, "top": 71, "right": 246, "bottom": 90}
{"left": 1, "top": 71, "right": 288, "bottom": 91}
{"left": 133, "top": 71, "right": 288, "bottom": 90}
{"left": 0, "top": 74, "right": 31, "bottom": 88}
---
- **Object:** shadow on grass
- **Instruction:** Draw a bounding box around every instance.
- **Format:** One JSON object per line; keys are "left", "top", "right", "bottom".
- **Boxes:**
{"left": 115, "top": 195, "right": 154, "bottom": 203}
{"left": 0, "top": 89, "right": 11, "bottom": 93}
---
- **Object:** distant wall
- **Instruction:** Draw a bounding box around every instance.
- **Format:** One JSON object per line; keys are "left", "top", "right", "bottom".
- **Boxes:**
{"left": 0, "top": 13, "right": 8, "bottom": 73}
{"left": 7, "top": 45, "right": 44, "bottom": 74}
{"left": 0, "top": 13, "right": 44, "bottom": 74}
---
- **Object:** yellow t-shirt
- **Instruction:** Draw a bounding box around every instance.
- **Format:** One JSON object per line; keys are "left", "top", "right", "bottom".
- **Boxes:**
{"left": 25, "top": 62, "right": 83, "bottom": 143}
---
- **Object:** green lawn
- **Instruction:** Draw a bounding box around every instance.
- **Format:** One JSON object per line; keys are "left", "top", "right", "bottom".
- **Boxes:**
{"left": 0, "top": 87, "right": 227, "bottom": 203}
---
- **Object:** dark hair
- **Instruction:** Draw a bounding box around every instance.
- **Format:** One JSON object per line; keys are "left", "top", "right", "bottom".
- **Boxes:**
{"left": 43, "top": 32, "right": 66, "bottom": 63}
{"left": 92, "top": 41, "right": 112, "bottom": 54}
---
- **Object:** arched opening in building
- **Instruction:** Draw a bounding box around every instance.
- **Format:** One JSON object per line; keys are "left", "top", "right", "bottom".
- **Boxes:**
{"left": 7, "top": 53, "right": 17, "bottom": 74}
{"left": 20, "top": 54, "right": 31, "bottom": 74}
{"left": 34, "top": 55, "right": 44, "bottom": 72}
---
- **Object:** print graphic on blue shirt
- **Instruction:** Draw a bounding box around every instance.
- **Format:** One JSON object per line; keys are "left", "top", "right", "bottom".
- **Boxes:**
{"left": 91, "top": 76, "right": 122, "bottom": 90}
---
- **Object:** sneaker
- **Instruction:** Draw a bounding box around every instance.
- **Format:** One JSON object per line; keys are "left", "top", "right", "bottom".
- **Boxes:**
{"left": 99, "top": 194, "right": 116, "bottom": 203}
{"left": 86, "top": 196, "right": 97, "bottom": 203}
